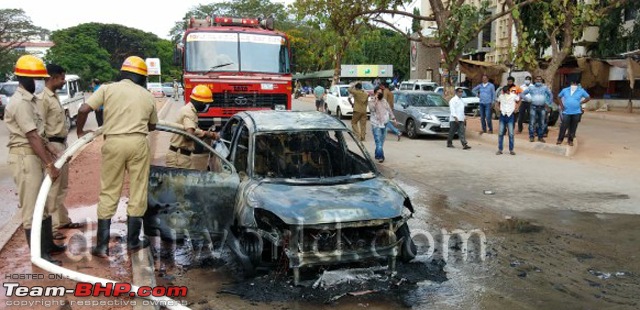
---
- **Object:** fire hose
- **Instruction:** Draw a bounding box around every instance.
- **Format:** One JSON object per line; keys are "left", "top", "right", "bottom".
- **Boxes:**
{"left": 30, "top": 122, "right": 190, "bottom": 310}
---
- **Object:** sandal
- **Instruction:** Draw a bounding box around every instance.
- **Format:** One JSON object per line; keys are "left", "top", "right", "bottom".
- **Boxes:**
{"left": 59, "top": 222, "right": 85, "bottom": 229}
{"left": 53, "top": 231, "right": 66, "bottom": 240}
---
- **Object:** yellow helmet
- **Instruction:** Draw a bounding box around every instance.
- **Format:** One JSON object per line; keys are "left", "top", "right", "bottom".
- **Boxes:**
{"left": 14, "top": 55, "right": 49, "bottom": 78}
{"left": 121, "top": 56, "right": 147, "bottom": 76}
{"left": 190, "top": 85, "right": 213, "bottom": 103}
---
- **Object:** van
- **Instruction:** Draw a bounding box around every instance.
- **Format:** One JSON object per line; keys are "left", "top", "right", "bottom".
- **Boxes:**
{"left": 399, "top": 80, "right": 439, "bottom": 91}
{"left": 57, "top": 74, "right": 85, "bottom": 125}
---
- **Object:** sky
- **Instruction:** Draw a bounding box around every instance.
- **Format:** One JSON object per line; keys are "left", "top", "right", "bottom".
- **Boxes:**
{"left": 2, "top": 0, "right": 414, "bottom": 40}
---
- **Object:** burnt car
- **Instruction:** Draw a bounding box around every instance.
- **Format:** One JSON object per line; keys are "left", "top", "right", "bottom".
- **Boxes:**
{"left": 145, "top": 111, "right": 416, "bottom": 284}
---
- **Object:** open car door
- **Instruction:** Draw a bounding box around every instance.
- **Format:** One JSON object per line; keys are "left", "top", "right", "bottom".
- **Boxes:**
{"left": 143, "top": 124, "right": 240, "bottom": 242}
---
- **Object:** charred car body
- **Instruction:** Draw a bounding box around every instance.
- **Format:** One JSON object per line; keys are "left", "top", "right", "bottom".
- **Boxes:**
{"left": 145, "top": 111, "right": 416, "bottom": 284}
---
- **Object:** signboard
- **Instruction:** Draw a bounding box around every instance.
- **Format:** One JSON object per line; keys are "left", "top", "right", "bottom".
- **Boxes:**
{"left": 340, "top": 65, "right": 393, "bottom": 78}
{"left": 145, "top": 58, "right": 161, "bottom": 76}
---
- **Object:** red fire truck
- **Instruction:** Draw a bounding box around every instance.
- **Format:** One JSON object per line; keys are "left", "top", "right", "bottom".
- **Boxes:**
{"left": 175, "top": 16, "right": 293, "bottom": 129}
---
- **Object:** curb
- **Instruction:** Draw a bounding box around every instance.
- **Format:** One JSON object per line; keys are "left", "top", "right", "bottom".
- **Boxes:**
{"left": 581, "top": 112, "right": 640, "bottom": 124}
{"left": 466, "top": 131, "right": 577, "bottom": 157}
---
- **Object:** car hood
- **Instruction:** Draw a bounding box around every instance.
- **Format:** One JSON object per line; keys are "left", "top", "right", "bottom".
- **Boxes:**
{"left": 408, "top": 106, "right": 450, "bottom": 116}
{"left": 248, "top": 178, "right": 407, "bottom": 225}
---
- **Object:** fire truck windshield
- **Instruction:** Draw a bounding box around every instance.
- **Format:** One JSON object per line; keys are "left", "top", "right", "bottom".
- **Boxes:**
{"left": 185, "top": 32, "right": 290, "bottom": 74}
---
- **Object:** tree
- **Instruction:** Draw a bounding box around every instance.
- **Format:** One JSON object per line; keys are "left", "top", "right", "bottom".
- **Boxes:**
{"left": 292, "top": 0, "right": 371, "bottom": 84}
{"left": 358, "top": 0, "right": 537, "bottom": 96}
{"left": 507, "top": 0, "right": 631, "bottom": 93}
{"left": 591, "top": 1, "right": 640, "bottom": 58}
{"left": 48, "top": 23, "right": 178, "bottom": 87}
{"left": 0, "top": 9, "right": 48, "bottom": 79}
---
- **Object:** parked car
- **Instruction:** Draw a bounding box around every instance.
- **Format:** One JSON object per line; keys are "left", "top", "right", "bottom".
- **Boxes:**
{"left": 435, "top": 86, "right": 479, "bottom": 115}
{"left": 393, "top": 91, "right": 451, "bottom": 138}
{"left": 144, "top": 111, "right": 417, "bottom": 284}
{"left": 146, "top": 82, "right": 164, "bottom": 98}
{"left": 161, "top": 82, "right": 184, "bottom": 98}
{"left": 399, "top": 80, "right": 438, "bottom": 91}
{"left": 0, "top": 81, "right": 18, "bottom": 120}
{"left": 56, "top": 74, "right": 85, "bottom": 127}
{"left": 325, "top": 84, "right": 353, "bottom": 118}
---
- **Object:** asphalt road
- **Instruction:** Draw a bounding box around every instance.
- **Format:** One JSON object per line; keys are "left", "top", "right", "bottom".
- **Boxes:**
{"left": 1, "top": 95, "right": 639, "bottom": 309}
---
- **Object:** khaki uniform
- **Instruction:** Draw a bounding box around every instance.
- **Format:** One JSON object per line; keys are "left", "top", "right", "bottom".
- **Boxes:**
{"left": 5, "top": 88, "right": 49, "bottom": 229}
{"left": 38, "top": 88, "right": 72, "bottom": 231}
{"left": 87, "top": 79, "right": 158, "bottom": 219}
{"left": 349, "top": 87, "right": 369, "bottom": 141}
{"left": 383, "top": 88, "right": 394, "bottom": 110}
{"left": 166, "top": 103, "right": 206, "bottom": 169}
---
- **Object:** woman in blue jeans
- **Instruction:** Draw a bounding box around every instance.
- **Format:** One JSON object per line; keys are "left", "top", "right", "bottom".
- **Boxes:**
{"left": 369, "top": 87, "right": 396, "bottom": 163}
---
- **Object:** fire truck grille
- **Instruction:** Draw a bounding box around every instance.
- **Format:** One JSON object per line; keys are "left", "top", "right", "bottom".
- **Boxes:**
{"left": 210, "top": 93, "right": 288, "bottom": 108}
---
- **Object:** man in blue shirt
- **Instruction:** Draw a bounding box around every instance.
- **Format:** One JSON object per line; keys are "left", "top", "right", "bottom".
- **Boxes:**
{"left": 472, "top": 74, "right": 496, "bottom": 133}
{"left": 556, "top": 80, "right": 590, "bottom": 146}
{"left": 520, "top": 76, "right": 553, "bottom": 142}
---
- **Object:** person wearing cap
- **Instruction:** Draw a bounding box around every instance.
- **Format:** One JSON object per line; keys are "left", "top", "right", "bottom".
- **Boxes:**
{"left": 166, "top": 84, "right": 219, "bottom": 169}
{"left": 76, "top": 56, "right": 158, "bottom": 257}
{"left": 5, "top": 55, "right": 65, "bottom": 265}
{"left": 38, "top": 64, "right": 85, "bottom": 242}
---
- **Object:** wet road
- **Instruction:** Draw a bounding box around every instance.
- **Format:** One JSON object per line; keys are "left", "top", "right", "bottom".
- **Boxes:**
{"left": 1, "top": 95, "right": 638, "bottom": 309}
{"left": 147, "top": 97, "right": 640, "bottom": 309}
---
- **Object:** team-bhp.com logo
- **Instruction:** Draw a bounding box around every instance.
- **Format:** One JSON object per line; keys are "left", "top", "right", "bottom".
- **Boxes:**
{"left": 3, "top": 282, "right": 188, "bottom": 307}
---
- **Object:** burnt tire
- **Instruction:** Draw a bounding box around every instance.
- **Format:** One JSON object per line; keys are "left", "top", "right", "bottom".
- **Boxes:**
{"left": 406, "top": 119, "right": 418, "bottom": 139}
{"left": 397, "top": 223, "right": 416, "bottom": 263}
{"left": 336, "top": 107, "right": 343, "bottom": 119}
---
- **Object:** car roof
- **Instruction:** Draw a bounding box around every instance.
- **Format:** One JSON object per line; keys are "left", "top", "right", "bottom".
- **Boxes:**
{"left": 393, "top": 90, "right": 440, "bottom": 95}
{"left": 237, "top": 111, "right": 348, "bottom": 132}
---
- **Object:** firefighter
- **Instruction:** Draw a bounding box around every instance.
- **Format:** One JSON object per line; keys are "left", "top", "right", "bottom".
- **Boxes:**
{"left": 5, "top": 55, "right": 65, "bottom": 265}
{"left": 38, "top": 64, "right": 85, "bottom": 241}
{"left": 76, "top": 56, "right": 158, "bottom": 257}
{"left": 166, "top": 84, "right": 218, "bottom": 169}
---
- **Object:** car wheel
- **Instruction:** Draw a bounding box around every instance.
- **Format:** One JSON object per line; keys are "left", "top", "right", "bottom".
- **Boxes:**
{"left": 336, "top": 107, "right": 343, "bottom": 119}
{"left": 397, "top": 223, "right": 417, "bottom": 263}
{"left": 65, "top": 110, "right": 75, "bottom": 128}
{"left": 406, "top": 119, "right": 418, "bottom": 139}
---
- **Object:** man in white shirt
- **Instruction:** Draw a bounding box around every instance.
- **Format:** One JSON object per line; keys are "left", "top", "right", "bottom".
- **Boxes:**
{"left": 496, "top": 86, "right": 520, "bottom": 155}
{"left": 447, "top": 88, "right": 471, "bottom": 149}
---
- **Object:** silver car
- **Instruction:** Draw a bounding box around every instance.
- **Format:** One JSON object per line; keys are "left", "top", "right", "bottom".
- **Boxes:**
{"left": 393, "top": 91, "right": 451, "bottom": 139}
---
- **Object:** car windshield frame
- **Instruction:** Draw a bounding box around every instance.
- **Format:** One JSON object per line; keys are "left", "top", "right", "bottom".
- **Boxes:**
{"left": 251, "top": 129, "right": 377, "bottom": 183}
{"left": 184, "top": 31, "right": 290, "bottom": 74}
{"left": 407, "top": 93, "right": 449, "bottom": 107}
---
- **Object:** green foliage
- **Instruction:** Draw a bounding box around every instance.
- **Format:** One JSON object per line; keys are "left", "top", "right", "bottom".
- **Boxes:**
{"left": 0, "top": 9, "right": 48, "bottom": 79}
{"left": 411, "top": 7, "right": 421, "bottom": 34}
{"left": 591, "top": 2, "right": 640, "bottom": 57}
{"left": 47, "top": 23, "right": 178, "bottom": 88}
{"left": 342, "top": 28, "right": 410, "bottom": 79}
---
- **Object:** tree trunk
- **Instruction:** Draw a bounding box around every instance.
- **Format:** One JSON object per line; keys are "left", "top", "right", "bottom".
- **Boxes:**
{"left": 442, "top": 62, "right": 457, "bottom": 100}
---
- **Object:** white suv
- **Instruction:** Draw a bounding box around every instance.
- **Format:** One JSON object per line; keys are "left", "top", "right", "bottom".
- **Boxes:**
{"left": 399, "top": 80, "right": 438, "bottom": 91}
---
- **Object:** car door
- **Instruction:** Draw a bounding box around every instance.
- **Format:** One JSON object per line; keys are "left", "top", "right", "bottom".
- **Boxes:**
{"left": 144, "top": 124, "right": 240, "bottom": 242}
{"left": 67, "top": 80, "right": 84, "bottom": 119}
{"left": 394, "top": 93, "right": 409, "bottom": 131}
{"left": 326, "top": 86, "right": 338, "bottom": 113}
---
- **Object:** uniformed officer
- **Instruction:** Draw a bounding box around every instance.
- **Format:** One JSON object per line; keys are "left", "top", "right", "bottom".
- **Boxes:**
{"left": 5, "top": 55, "right": 65, "bottom": 265}
{"left": 38, "top": 64, "right": 84, "bottom": 241}
{"left": 166, "top": 84, "right": 218, "bottom": 169}
{"left": 76, "top": 56, "right": 158, "bottom": 257}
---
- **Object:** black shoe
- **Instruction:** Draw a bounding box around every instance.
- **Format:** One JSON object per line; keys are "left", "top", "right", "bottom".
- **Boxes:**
{"left": 510, "top": 151, "right": 516, "bottom": 155}
{"left": 127, "top": 217, "right": 150, "bottom": 251}
{"left": 538, "top": 138, "right": 546, "bottom": 143}
{"left": 91, "top": 219, "right": 111, "bottom": 258}
{"left": 529, "top": 137, "right": 534, "bottom": 142}
{"left": 463, "top": 145, "right": 471, "bottom": 150}
{"left": 488, "top": 130, "right": 493, "bottom": 134}
{"left": 568, "top": 141, "right": 574, "bottom": 146}
{"left": 496, "top": 150, "right": 503, "bottom": 155}
{"left": 43, "top": 217, "right": 66, "bottom": 255}
{"left": 447, "top": 144, "right": 455, "bottom": 148}
{"left": 26, "top": 223, "right": 62, "bottom": 266}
